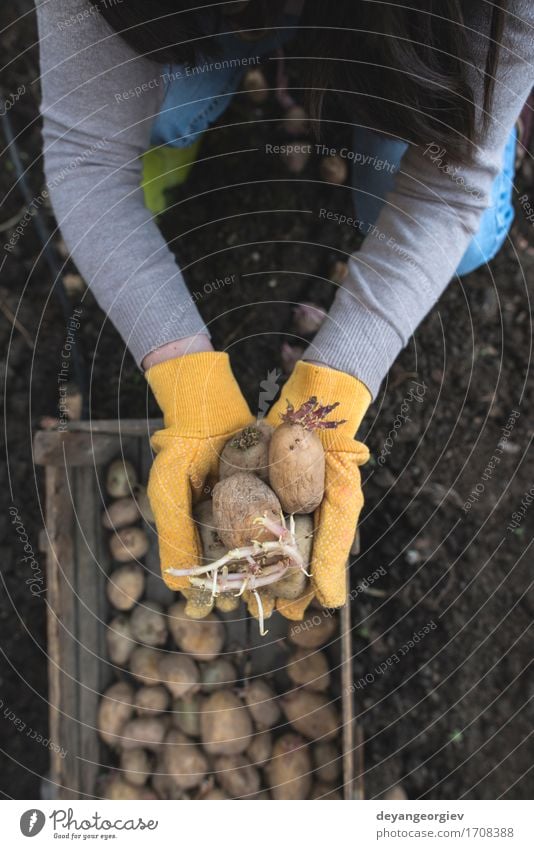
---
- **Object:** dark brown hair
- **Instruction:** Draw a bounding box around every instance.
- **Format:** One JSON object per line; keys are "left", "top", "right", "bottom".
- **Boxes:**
{"left": 91, "top": 0, "right": 508, "bottom": 162}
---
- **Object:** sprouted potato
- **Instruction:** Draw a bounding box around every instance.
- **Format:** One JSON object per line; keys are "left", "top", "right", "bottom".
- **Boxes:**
{"left": 269, "top": 398, "right": 344, "bottom": 514}
{"left": 218, "top": 423, "right": 272, "bottom": 482}
{"left": 212, "top": 472, "right": 282, "bottom": 549}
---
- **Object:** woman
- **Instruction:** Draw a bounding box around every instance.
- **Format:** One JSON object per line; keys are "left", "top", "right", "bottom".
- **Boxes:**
{"left": 36, "top": 0, "right": 533, "bottom": 618}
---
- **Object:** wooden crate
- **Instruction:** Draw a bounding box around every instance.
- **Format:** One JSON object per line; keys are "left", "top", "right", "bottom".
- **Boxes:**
{"left": 34, "top": 421, "right": 362, "bottom": 800}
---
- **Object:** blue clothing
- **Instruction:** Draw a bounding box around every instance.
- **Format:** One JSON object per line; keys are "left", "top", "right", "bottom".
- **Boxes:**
{"left": 151, "top": 22, "right": 295, "bottom": 149}
{"left": 350, "top": 125, "right": 516, "bottom": 276}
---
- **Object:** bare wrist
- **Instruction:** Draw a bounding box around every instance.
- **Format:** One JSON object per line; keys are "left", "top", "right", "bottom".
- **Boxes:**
{"left": 142, "top": 335, "right": 214, "bottom": 370}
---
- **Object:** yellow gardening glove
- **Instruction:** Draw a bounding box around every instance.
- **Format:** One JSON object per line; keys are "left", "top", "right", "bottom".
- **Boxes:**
{"left": 266, "top": 361, "right": 371, "bottom": 619}
{"left": 146, "top": 352, "right": 254, "bottom": 592}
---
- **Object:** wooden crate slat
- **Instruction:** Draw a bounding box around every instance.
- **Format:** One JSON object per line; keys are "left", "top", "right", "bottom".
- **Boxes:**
{"left": 45, "top": 465, "right": 81, "bottom": 797}
{"left": 63, "top": 420, "right": 162, "bottom": 435}
{"left": 34, "top": 431, "right": 122, "bottom": 468}
{"left": 73, "top": 464, "right": 109, "bottom": 799}
{"left": 340, "top": 593, "right": 355, "bottom": 801}
{"left": 44, "top": 465, "right": 65, "bottom": 796}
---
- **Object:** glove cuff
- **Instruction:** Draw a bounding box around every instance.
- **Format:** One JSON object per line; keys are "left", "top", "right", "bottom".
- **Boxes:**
{"left": 146, "top": 352, "right": 252, "bottom": 436}
{"left": 278, "top": 361, "right": 371, "bottom": 434}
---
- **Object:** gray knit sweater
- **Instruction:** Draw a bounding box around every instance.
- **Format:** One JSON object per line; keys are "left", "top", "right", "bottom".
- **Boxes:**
{"left": 35, "top": 0, "right": 533, "bottom": 397}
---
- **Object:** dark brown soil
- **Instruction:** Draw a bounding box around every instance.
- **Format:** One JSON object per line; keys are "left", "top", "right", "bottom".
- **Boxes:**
{"left": 1, "top": 1, "right": 532, "bottom": 800}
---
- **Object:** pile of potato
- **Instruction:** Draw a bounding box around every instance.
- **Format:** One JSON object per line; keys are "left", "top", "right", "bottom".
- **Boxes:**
{"left": 98, "top": 457, "right": 344, "bottom": 800}
{"left": 166, "top": 398, "right": 346, "bottom": 627}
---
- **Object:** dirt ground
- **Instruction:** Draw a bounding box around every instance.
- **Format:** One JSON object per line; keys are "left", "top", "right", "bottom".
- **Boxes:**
{"left": 1, "top": 3, "right": 532, "bottom": 800}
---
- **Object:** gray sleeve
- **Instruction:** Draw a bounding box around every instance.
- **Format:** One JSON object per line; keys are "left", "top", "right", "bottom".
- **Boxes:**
{"left": 307, "top": 2, "right": 534, "bottom": 398}
{"left": 35, "top": 0, "right": 207, "bottom": 366}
